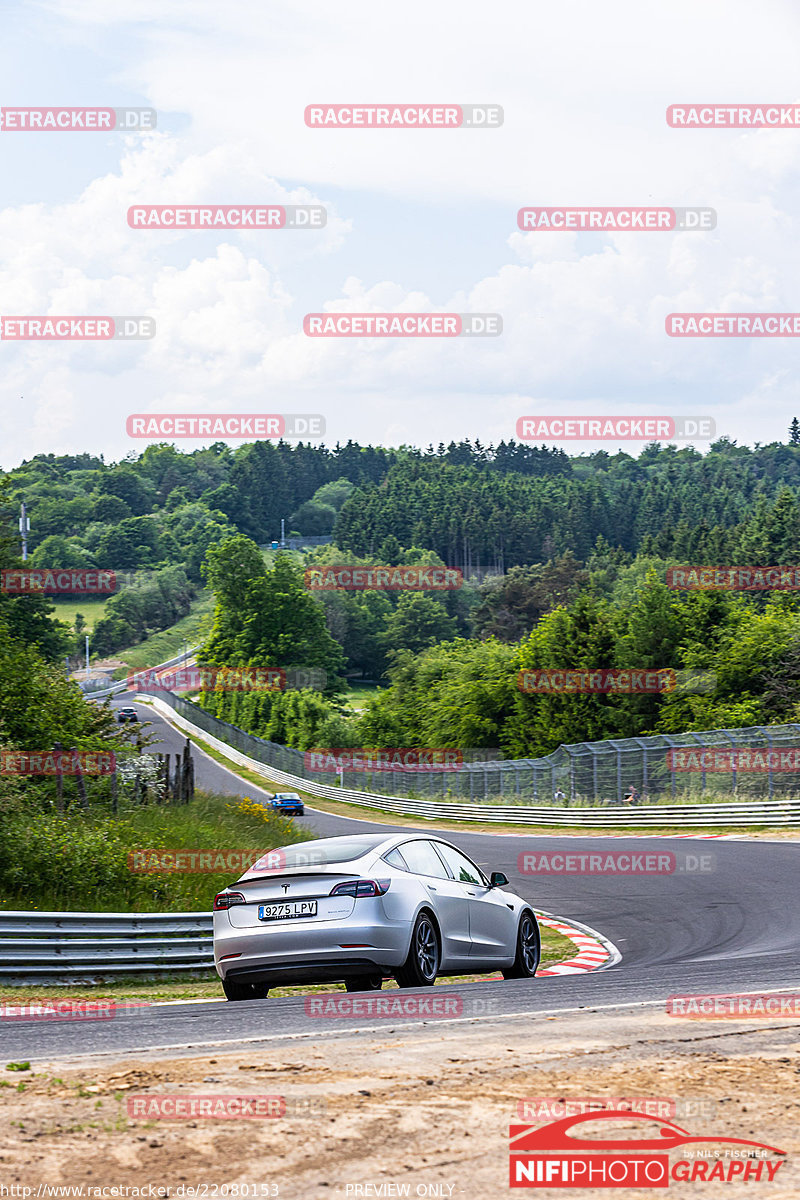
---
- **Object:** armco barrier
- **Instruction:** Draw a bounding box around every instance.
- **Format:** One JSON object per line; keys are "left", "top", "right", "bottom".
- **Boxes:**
{"left": 149, "top": 691, "right": 800, "bottom": 809}
{"left": 0, "top": 911, "right": 214, "bottom": 983}
{"left": 145, "top": 695, "right": 800, "bottom": 827}
{"left": 80, "top": 647, "right": 197, "bottom": 701}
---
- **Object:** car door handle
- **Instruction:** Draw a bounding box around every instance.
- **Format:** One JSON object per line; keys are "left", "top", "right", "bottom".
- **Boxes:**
{"left": 426, "top": 884, "right": 438, "bottom": 891}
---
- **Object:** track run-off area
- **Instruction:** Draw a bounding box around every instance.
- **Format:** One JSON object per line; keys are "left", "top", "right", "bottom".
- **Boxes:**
{"left": 5, "top": 694, "right": 799, "bottom": 1063}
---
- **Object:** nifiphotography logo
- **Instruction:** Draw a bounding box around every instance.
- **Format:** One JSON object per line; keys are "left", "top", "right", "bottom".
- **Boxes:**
{"left": 509, "top": 1111, "right": 786, "bottom": 1187}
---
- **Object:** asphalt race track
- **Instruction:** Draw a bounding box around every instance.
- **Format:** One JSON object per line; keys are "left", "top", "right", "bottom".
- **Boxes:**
{"left": 6, "top": 695, "right": 800, "bottom": 1061}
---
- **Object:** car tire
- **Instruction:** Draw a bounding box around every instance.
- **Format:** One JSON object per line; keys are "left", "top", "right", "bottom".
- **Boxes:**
{"left": 345, "top": 974, "right": 383, "bottom": 992}
{"left": 502, "top": 910, "right": 540, "bottom": 979}
{"left": 222, "top": 978, "right": 270, "bottom": 1001}
{"left": 396, "top": 911, "right": 439, "bottom": 988}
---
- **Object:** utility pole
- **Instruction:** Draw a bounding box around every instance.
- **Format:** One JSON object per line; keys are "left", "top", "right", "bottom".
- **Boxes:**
{"left": 85, "top": 633, "right": 90, "bottom": 678}
{"left": 19, "top": 500, "right": 29, "bottom": 561}
{"left": 280, "top": 518, "right": 286, "bottom": 549}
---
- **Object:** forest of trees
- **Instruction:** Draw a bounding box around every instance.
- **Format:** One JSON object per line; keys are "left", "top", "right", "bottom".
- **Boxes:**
{"left": 7, "top": 427, "right": 800, "bottom": 758}
{"left": 8, "top": 435, "right": 800, "bottom": 580}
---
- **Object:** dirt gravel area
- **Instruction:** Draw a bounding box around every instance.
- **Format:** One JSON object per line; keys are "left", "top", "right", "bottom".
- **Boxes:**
{"left": 0, "top": 1005, "right": 797, "bottom": 1198}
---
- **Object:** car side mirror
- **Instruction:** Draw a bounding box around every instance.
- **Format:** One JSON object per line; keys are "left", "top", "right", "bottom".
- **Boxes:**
{"left": 490, "top": 871, "right": 508, "bottom": 888}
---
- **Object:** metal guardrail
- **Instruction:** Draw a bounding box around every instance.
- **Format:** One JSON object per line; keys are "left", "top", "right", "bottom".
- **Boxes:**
{"left": 80, "top": 647, "right": 197, "bottom": 701}
{"left": 147, "top": 696, "right": 800, "bottom": 827}
{"left": 0, "top": 911, "right": 214, "bottom": 982}
{"left": 155, "top": 692, "right": 800, "bottom": 806}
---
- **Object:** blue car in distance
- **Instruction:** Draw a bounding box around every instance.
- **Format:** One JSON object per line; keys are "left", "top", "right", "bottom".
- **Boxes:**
{"left": 270, "top": 792, "right": 305, "bottom": 816}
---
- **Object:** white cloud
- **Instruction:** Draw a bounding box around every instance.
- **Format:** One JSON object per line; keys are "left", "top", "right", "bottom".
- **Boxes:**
{"left": 1, "top": 0, "right": 800, "bottom": 465}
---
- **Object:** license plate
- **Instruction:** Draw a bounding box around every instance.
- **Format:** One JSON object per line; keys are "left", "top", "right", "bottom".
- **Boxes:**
{"left": 258, "top": 900, "right": 317, "bottom": 921}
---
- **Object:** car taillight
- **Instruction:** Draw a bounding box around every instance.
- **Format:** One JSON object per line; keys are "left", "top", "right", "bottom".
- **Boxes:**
{"left": 214, "top": 891, "right": 246, "bottom": 910}
{"left": 329, "top": 879, "right": 390, "bottom": 898}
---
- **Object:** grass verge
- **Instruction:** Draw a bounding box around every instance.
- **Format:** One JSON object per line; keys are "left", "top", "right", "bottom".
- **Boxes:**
{"left": 0, "top": 791, "right": 303, "bottom": 912}
{"left": 110, "top": 593, "right": 214, "bottom": 678}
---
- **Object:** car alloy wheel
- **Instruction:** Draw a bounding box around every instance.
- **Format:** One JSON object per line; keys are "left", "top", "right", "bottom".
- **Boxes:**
{"left": 503, "top": 911, "right": 540, "bottom": 979}
{"left": 397, "top": 912, "right": 439, "bottom": 987}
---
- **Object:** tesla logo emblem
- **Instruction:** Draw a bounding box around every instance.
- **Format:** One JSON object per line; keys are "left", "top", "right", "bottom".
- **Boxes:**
{"left": 281, "top": 884, "right": 290, "bottom": 892}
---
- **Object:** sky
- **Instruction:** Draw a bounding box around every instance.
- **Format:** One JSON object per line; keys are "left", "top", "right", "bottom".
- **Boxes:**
{"left": 2, "top": 0, "right": 800, "bottom": 468}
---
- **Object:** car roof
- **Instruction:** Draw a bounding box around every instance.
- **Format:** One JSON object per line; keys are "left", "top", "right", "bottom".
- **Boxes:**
{"left": 272, "top": 832, "right": 470, "bottom": 855}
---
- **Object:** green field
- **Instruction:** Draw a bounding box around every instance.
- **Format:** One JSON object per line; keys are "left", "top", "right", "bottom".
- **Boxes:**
{"left": 342, "top": 684, "right": 382, "bottom": 711}
{"left": 50, "top": 597, "right": 109, "bottom": 632}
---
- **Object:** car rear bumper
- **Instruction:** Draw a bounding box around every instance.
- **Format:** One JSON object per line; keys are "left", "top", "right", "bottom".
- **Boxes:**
{"left": 221, "top": 958, "right": 387, "bottom": 986}
{"left": 214, "top": 916, "right": 409, "bottom": 982}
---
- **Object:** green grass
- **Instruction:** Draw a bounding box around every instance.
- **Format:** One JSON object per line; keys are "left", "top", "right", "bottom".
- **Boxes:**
{"left": 260, "top": 548, "right": 306, "bottom": 568}
{"left": 0, "top": 790, "right": 305, "bottom": 912}
{"left": 110, "top": 592, "right": 214, "bottom": 677}
{"left": 341, "top": 685, "right": 382, "bottom": 712}
{"left": 50, "top": 597, "right": 109, "bottom": 632}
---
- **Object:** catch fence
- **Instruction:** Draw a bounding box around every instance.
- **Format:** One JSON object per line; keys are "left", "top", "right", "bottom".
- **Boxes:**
{"left": 152, "top": 691, "right": 800, "bottom": 806}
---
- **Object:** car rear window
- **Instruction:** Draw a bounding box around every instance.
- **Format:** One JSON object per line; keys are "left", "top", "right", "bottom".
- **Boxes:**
{"left": 274, "top": 838, "right": 381, "bottom": 867}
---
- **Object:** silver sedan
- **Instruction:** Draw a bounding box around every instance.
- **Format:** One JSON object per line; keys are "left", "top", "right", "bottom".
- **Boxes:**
{"left": 213, "top": 832, "right": 539, "bottom": 1000}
